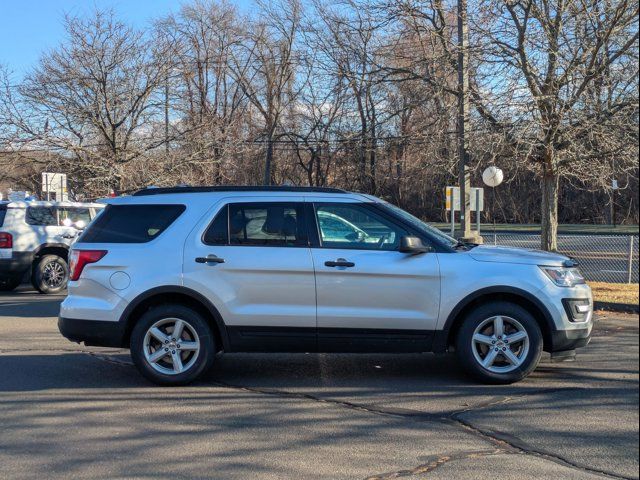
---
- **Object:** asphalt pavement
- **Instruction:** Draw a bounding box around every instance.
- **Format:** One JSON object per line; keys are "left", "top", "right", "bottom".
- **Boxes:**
{"left": 0, "top": 287, "right": 638, "bottom": 479}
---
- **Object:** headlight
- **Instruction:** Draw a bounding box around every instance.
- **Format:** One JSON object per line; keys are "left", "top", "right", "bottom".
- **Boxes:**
{"left": 540, "top": 266, "right": 586, "bottom": 287}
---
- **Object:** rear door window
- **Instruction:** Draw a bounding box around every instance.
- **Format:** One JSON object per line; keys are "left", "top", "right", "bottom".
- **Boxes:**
{"left": 25, "top": 206, "right": 57, "bottom": 226}
{"left": 80, "top": 204, "right": 186, "bottom": 243}
{"left": 0, "top": 206, "right": 6, "bottom": 227}
{"left": 203, "top": 202, "right": 306, "bottom": 247}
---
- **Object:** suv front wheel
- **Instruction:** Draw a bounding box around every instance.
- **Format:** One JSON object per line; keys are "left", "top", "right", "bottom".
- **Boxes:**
{"left": 130, "top": 304, "right": 215, "bottom": 386}
{"left": 455, "top": 301, "right": 543, "bottom": 384}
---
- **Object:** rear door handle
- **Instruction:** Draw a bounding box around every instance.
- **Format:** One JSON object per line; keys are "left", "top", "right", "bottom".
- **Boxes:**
{"left": 325, "top": 258, "right": 355, "bottom": 268}
{"left": 195, "top": 255, "right": 225, "bottom": 264}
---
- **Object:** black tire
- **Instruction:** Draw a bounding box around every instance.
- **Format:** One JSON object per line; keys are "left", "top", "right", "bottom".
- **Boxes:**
{"left": 0, "top": 275, "right": 21, "bottom": 292}
{"left": 32, "top": 255, "right": 69, "bottom": 294}
{"left": 455, "top": 301, "right": 543, "bottom": 384}
{"left": 130, "top": 304, "right": 215, "bottom": 386}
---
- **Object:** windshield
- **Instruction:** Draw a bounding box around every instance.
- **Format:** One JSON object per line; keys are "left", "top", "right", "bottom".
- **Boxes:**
{"left": 379, "top": 202, "right": 458, "bottom": 248}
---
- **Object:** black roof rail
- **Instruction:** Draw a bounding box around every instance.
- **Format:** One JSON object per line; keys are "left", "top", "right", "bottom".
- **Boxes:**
{"left": 132, "top": 185, "right": 348, "bottom": 196}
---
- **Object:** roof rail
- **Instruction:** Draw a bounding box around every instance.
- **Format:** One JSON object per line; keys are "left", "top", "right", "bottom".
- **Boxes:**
{"left": 132, "top": 185, "right": 348, "bottom": 196}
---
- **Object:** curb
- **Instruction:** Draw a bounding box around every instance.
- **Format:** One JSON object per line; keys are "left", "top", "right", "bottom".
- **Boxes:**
{"left": 594, "top": 301, "right": 639, "bottom": 314}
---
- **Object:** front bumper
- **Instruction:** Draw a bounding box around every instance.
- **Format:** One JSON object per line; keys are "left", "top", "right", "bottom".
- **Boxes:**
{"left": 537, "top": 281, "right": 594, "bottom": 352}
{"left": 58, "top": 316, "right": 126, "bottom": 348}
{"left": 550, "top": 326, "right": 592, "bottom": 351}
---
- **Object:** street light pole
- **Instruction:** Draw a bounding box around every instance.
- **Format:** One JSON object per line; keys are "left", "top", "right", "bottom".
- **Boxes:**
{"left": 457, "top": 0, "right": 476, "bottom": 241}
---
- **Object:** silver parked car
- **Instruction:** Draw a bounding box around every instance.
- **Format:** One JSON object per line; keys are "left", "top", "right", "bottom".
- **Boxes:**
{"left": 58, "top": 186, "right": 593, "bottom": 385}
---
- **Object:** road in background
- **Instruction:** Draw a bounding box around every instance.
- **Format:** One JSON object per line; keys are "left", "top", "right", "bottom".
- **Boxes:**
{"left": 1, "top": 288, "right": 638, "bottom": 479}
{"left": 488, "top": 233, "right": 639, "bottom": 283}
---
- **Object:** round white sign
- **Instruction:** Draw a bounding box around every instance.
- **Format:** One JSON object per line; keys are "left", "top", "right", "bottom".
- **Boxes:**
{"left": 482, "top": 166, "right": 504, "bottom": 187}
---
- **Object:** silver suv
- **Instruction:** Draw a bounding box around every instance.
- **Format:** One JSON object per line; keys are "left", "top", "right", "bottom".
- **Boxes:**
{"left": 0, "top": 200, "right": 104, "bottom": 293}
{"left": 57, "top": 186, "right": 593, "bottom": 385}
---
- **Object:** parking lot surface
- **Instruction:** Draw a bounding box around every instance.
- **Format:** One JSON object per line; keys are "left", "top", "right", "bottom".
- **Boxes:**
{"left": 1, "top": 287, "right": 638, "bottom": 479}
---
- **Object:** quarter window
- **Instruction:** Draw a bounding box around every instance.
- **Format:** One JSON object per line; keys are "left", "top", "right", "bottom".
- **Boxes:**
{"left": 80, "top": 204, "right": 185, "bottom": 243}
{"left": 315, "top": 204, "right": 407, "bottom": 251}
{"left": 58, "top": 207, "right": 92, "bottom": 228}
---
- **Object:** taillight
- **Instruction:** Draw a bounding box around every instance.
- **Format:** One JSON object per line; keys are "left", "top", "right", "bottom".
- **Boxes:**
{"left": 69, "top": 249, "right": 107, "bottom": 281}
{"left": 0, "top": 232, "right": 12, "bottom": 249}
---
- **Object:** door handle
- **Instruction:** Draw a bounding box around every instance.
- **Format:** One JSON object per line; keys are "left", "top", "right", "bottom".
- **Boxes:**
{"left": 195, "top": 255, "right": 225, "bottom": 264}
{"left": 325, "top": 258, "right": 355, "bottom": 268}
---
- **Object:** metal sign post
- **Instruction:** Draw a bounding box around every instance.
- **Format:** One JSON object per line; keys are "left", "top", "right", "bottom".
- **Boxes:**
{"left": 476, "top": 188, "right": 481, "bottom": 235}
{"left": 447, "top": 186, "right": 483, "bottom": 238}
{"left": 450, "top": 188, "right": 455, "bottom": 237}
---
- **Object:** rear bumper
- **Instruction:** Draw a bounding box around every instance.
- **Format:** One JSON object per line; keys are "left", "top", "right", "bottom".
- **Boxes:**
{"left": 0, "top": 251, "right": 33, "bottom": 276}
{"left": 58, "top": 316, "right": 126, "bottom": 348}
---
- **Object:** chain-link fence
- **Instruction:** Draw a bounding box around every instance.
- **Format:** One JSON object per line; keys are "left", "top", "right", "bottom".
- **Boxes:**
{"left": 483, "top": 233, "right": 639, "bottom": 284}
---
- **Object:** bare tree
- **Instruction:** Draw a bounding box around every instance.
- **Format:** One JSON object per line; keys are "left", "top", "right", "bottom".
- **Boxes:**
{"left": 0, "top": 0, "right": 637, "bottom": 228}
{"left": 157, "top": 0, "right": 249, "bottom": 184}
{"left": 474, "top": 0, "right": 639, "bottom": 249}
{"left": 230, "top": 0, "right": 302, "bottom": 185}
{"left": 15, "top": 10, "right": 172, "bottom": 194}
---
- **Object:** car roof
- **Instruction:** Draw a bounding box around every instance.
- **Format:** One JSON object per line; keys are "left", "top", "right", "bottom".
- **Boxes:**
{"left": 132, "top": 186, "right": 348, "bottom": 196}
{"left": 105, "top": 186, "right": 376, "bottom": 205}
{"left": 1, "top": 200, "right": 105, "bottom": 208}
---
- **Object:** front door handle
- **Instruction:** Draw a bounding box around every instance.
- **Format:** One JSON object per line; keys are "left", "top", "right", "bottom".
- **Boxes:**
{"left": 195, "top": 255, "right": 225, "bottom": 264}
{"left": 325, "top": 258, "right": 355, "bottom": 268}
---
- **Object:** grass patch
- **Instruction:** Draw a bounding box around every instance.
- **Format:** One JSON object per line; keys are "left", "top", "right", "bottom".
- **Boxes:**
{"left": 589, "top": 282, "right": 639, "bottom": 305}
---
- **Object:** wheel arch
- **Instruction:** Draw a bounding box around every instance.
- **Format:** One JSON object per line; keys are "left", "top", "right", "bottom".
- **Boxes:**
{"left": 434, "top": 286, "right": 555, "bottom": 353}
{"left": 33, "top": 243, "right": 70, "bottom": 264}
{"left": 119, "top": 286, "right": 231, "bottom": 352}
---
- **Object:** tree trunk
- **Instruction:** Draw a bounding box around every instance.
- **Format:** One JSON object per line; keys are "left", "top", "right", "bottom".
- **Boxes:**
{"left": 541, "top": 168, "right": 559, "bottom": 251}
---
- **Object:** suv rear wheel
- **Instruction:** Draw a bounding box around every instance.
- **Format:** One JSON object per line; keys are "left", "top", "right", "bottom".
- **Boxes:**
{"left": 0, "top": 275, "right": 22, "bottom": 292}
{"left": 455, "top": 301, "right": 543, "bottom": 384}
{"left": 32, "top": 254, "right": 69, "bottom": 294}
{"left": 130, "top": 304, "right": 215, "bottom": 386}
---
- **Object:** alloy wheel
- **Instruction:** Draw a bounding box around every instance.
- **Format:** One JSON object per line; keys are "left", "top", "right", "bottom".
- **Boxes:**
{"left": 42, "top": 261, "right": 66, "bottom": 289}
{"left": 471, "top": 315, "right": 530, "bottom": 373}
{"left": 143, "top": 318, "right": 201, "bottom": 375}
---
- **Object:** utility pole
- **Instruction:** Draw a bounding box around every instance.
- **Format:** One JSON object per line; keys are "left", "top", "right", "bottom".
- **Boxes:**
{"left": 456, "top": 0, "right": 480, "bottom": 242}
{"left": 164, "top": 71, "right": 170, "bottom": 155}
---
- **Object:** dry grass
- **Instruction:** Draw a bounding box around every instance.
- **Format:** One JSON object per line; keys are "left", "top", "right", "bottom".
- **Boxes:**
{"left": 589, "top": 282, "right": 639, "bottom": 305}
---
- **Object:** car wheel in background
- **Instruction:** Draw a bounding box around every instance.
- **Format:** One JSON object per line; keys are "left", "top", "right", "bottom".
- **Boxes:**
{"left": 130, "top": 304, "right": 215, "bottom": 386}
{"left": 455, "top": 301, "right": 543, "bottom": 384}
{"left": 32, "top": 254, "right": 69, "bottom": 294}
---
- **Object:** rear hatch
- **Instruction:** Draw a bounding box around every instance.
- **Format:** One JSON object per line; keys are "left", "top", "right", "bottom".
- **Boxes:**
{"left": 69, "top": 203, "right": 187, "bottom": 289}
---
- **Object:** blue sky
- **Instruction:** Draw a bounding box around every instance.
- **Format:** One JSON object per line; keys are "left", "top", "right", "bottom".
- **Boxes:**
{"left": 0, "top": 0, "right": 253, "bottom": 78}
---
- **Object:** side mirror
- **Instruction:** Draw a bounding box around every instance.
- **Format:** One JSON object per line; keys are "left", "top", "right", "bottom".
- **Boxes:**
{"left": 399, "top": 236, "right": 430, "bottom": 254}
